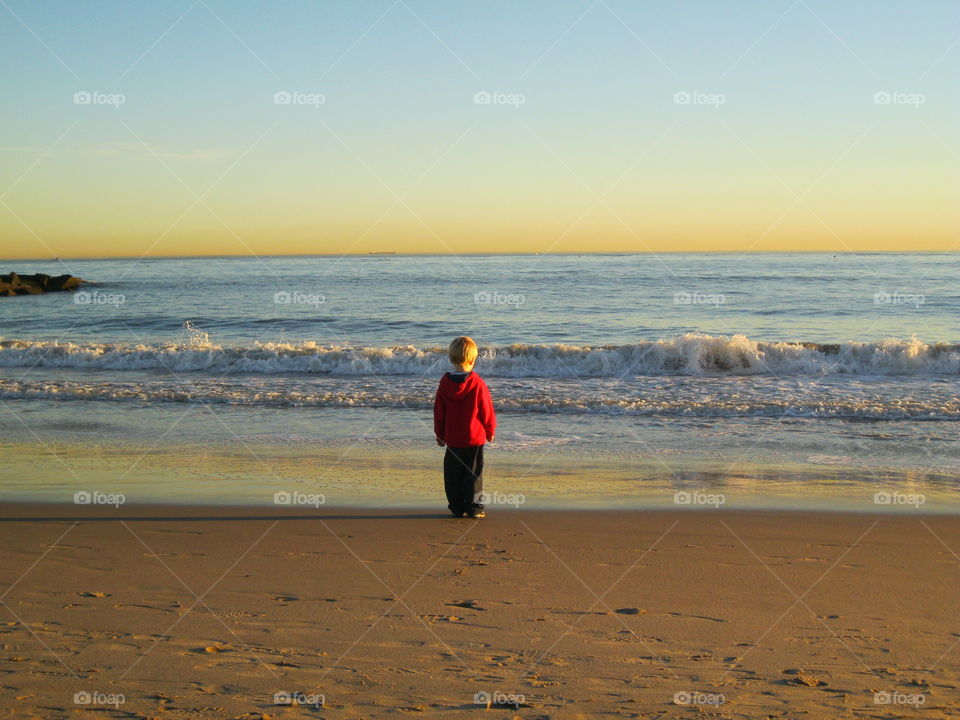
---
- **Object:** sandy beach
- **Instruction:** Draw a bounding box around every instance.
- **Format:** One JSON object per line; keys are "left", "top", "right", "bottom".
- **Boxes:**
{"left": 4, "top": 0, "right": 957, "bottom": 715}
{"left": 0, "top": 503, "right": 956, "bottom": 718}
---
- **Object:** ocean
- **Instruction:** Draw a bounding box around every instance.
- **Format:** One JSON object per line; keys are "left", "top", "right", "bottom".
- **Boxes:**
{"left": 1, "top": 253, "right": 957, "bottom": 510}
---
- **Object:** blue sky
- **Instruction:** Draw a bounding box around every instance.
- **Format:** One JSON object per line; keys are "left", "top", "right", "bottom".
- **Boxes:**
{"left": 1, "top": 0, "right": 957, "bottom": 257}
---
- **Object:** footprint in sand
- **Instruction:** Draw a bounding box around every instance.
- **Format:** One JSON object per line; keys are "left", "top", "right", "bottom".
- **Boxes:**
{"left": 446, "top": 600, "right": 485, "bottom": 611}
{"left": 782, "top": 668, "right": 827, "bottom": 687}
{"left": 665, "top": 612, "right": 726, "bottom": 623}
{"left": 149, "top": 692, "right": 174, "bottom": 706}
{"left": 113, "top": 603, "right": 176, "bottom": 614}
{"left": 196, "top": 644, "right": 232, "bottom": 654}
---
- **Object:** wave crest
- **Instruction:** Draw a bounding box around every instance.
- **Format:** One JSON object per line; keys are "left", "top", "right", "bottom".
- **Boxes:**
{"left": 0, "top": 334, "right": 957, "bottom": 377}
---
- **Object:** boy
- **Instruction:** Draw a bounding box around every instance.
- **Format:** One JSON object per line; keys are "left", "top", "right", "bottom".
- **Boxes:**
{"left": 434, "top": 336, "right": 496, "bottom": 518}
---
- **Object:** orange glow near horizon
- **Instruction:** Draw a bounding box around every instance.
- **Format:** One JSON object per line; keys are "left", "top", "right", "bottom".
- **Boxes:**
{"left": 1, "top": 2, "right": 957, "bottom": 260}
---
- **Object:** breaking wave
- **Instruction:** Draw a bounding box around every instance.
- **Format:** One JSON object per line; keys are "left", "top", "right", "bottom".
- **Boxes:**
{"left": 1, "top": 334, "right": 958, "bottom": 377}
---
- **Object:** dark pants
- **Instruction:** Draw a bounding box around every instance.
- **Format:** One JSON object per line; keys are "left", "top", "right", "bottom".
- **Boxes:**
{"left": 443, "top": 445, "right": 484, "bottom": 515}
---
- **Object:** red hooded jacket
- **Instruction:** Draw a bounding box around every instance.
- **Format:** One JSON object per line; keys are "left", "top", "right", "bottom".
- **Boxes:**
{"left": 434, "top": 371, "right": 496, "bottom": 447}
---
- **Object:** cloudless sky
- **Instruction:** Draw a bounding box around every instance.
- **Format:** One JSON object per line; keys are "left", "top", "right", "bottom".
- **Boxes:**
{"left": 0, "top": 0, "right": 957, "bottom": 258}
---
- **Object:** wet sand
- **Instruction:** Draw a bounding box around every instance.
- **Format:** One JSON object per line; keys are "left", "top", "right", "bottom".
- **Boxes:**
{"left": 0, "top": 503, "right": 956, "bottom": 718}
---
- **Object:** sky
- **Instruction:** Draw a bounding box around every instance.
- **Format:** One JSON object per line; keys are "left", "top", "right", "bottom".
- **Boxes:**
{"left": 0, "top": 0, "right": 957, "bottom": 259}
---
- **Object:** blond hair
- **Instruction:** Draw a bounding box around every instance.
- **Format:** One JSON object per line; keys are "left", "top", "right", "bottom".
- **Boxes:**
{"left": 448, "top": 336, "right": 478, "bottom": 365}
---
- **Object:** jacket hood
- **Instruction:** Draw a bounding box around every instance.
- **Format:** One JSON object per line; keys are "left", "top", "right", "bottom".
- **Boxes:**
{"left": 441, "top": 371, "right": 479, "bottom": 395}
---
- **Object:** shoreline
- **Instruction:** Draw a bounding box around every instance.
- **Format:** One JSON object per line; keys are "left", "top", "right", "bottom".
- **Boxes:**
{"left": 1, "top": 501, "right": 957, "bottom": 519}
{"left": 1, "top": 435, "right": 955, "bottom": 514}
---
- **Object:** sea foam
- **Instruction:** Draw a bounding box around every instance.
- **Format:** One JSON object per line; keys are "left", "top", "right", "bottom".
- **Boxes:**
{"left": 0, "top": 334, "right": 957, "bottom": 377}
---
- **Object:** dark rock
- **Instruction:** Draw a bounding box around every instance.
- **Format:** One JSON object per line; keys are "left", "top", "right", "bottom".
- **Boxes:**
{"left": 0, "top": 272, "right": 84, "bottom": 296}
{"left": 47, "top": 274, "right": 82, "bottom": 291}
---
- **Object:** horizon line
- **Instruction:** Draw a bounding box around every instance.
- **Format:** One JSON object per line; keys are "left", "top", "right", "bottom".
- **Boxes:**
{"left": 3, "top": 250, "right": 957, "bottom": 263}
